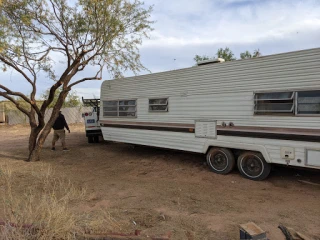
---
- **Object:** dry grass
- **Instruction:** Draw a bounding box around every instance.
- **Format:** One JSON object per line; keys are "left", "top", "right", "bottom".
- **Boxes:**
{"left": 0, "top": 163, "right": 120, "bottom": 240}
{"left": 1, "top": 125, "right": 320, "bottom": 239}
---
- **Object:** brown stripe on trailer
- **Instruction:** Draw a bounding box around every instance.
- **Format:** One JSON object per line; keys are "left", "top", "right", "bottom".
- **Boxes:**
{"left": 100, "top": 120, "right": 320, "bottom": 142}
{"left": 218, "top": 129, "right": 320, "bottom": 142}
{"left": 100, "top": 120, "right": 194, "bottom": 133}
{"left": 100, "top": 120, "right": 194, "bottom": 128}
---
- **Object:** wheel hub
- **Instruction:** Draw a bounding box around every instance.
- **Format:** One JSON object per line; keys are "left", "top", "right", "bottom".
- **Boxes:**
{"left": 242, "top": 156, "right": 263, "bottom": 177}
{"left": 211, "top": 152, "right": 228, "bottom": 170}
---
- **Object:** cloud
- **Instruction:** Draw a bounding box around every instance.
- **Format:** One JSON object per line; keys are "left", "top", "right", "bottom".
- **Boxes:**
{"left": 137, "top": 0, "right": 320, "bottom": 73}
{"left": 143, "top": 0, "right": 320, "bottom": 48}
{"left": 1, "top": 0, "right": 320, "bottom": 99}
{"left": 73, "top": 87, "right": 100, "bottom": 99}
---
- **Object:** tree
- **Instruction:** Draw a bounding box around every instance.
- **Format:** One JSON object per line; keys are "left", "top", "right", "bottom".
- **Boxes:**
{"left": 41, "top": 89, "right": 81, "bottom": 108}
{"left": 194, "top": 48, "right": 263, "bottom": 63}
{"left": 193, "top": 55, "right": 210, "bottom": 63}
{"left": 240, "top": 51, "right": 252, "bottom": 59}
{"left": 0, "top": 0, "right": 153, "bottom": 161}
{"left": 253, "top": 49, "right": 262, "bottom": 58}
{"left": 194, "top": 47, "right": 236, "bottom": 63}
{"left": 240, "top": 49, "right": 262, "bottom": 59}
{"left": 216, "top": 47, "right": 236, "bottom": 61}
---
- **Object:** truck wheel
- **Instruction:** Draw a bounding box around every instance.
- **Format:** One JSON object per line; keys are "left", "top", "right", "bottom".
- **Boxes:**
{"left": 94, "top": 136, "right": 99, "bottom": 143}
{"left": 237, "top": 152, "right": 271, "bottom": 181}
{"left": 206, "top": 148, "right": 235, "bottom": 175}
{"left": 88, "top": 136, "right": 94, "bottom": 143}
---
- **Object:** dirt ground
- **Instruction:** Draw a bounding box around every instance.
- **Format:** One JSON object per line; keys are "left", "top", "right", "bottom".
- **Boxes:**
{"left": 0, "top": 124, "right": 319, "bottom": 240}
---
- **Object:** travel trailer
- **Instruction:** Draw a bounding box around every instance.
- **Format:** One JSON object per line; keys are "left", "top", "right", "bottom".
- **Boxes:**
{"left": 99, "top": 48, "right": 320, "bottom": 180}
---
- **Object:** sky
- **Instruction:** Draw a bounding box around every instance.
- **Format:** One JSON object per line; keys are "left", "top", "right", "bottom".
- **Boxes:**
{"left": 1, "top": 0, "right": 320, "bottom": 99}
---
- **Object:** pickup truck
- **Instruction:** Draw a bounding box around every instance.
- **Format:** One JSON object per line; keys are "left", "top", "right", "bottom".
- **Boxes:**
{"left": 82, "top": 98, "right": 102, "bottom": 143}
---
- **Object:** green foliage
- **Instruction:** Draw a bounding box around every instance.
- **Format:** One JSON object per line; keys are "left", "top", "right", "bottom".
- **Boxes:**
{"left": 194, "top": 47, "right": 262, "bottom": 63}
{"left": 193, "top": 55, "right": 211, "bottom": 63}
{"left": 0, "top": 0, "right": 153, "bottom": 80}
{"left": 240, "top": 49, "right": 262, "bottom": 59}
{"left": 216, "top": 47, "right": 236, "bottom": 61}
{"left": 253, "top": 49, "right": 262, "bottom": 58}
{"left": 240, "top": 51, "right": 252, "bottom": 59}
{"left": 41, "top": 89, "right": 81, "bottom": 108}
{"left": 194, "top": 47, "right": 236, "bottom": 63}
{"left": 0, "top": 0, "right": 153, "bottom": 160}
{"left": 0, "top": 0, "right": 153, "bottom": 116}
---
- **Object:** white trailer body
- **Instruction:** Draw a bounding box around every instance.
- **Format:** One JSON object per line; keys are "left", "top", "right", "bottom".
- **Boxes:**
{"left": 99, "top": 48, "right": 320, "bottom": 180}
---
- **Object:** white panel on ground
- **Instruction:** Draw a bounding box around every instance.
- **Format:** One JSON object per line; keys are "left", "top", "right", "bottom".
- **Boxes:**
{"left": 195, "top": 120, "right": 217, "bottom": 139}
{"left": 306, "top": 149, "right": 320, "bottom": 167}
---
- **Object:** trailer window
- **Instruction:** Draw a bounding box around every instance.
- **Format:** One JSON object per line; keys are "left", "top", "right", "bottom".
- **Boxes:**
{"left": 254, "top": 92, "right": 294, "bottom": 114}
{"left": 103, "top": 100, "right": 136, "bottom": 117}
{"left": 118, "top": 100, "right": 137, "bottom": 117}
{"left": 297, "top": 90, "right": 320, "bottom": 115}
{"left": 149, "top": 98, "right": 168, "bottom": 112}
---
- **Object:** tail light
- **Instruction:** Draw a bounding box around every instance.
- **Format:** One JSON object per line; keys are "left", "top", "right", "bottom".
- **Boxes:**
{"left": 85, "top": 113, "right": 89, "bottom": 116}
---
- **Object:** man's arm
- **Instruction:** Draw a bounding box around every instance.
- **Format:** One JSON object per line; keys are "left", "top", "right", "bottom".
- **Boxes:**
{"left": 62, "top": 115, "right": 70, "bottom": 133}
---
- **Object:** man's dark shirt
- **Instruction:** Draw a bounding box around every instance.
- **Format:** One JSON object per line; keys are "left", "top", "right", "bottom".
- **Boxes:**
{"left": 52, "top": 113, "right": 70, "bottom": 131}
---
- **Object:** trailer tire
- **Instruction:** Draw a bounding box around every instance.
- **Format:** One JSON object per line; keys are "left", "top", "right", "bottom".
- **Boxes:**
{"left": 206, "top": 148, "right": 235, "bottom": 175}
{"left": 94, "top": 136, "right": 99, "bottom": 143}
{"left": 237, "top": 152, "right": 271, "bottom": 181}
{"left": 88, "top": 136, "right": 94, "bottom": 143}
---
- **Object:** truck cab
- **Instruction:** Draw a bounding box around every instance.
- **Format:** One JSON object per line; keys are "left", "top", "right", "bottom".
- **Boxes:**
{"left": 82, "top": 98, "right": 102, "bottom": 143}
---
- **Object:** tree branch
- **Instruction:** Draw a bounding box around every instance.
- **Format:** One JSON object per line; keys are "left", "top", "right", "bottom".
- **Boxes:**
{"left": 68, "top": 76, "right": 102, "bottom": 89}
{"left": 0, "top": 92, "right": 30, "bottom": 117}
{"left": 0, "top": 56, "right": 34, "bottom": 86}
{"left": 40, "top": 50, "right": 88, "bottom": 113}
{"left": 68, "top": 61, "right": 103, "bottom": 88}
{"left": 34, "top": 11, "right": 67, "bottom": 49}
{"left": 26, "top": 47, "right": 65, "bottom": 61}
{"left": 0, "top": 85, "right": 41, "bottom": 115}
{"left": 49, "top": 0, "right": 72, "bottom": 66}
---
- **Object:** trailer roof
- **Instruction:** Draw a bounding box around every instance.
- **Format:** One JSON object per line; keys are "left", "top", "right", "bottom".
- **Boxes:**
{"left": 103, "top": 47, "right": 320, "bottom": 83}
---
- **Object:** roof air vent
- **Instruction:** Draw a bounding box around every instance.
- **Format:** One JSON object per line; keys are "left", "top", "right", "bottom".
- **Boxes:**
{"left": 197, "top": 58, "right": 225, "bottom": 66}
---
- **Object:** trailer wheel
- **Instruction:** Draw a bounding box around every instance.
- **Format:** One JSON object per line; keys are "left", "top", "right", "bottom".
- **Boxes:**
{"left": 237, "top": 152, "right": 271, "bottom": 181}
{"left": 94, "top": 136, "right": 99, "bottom": 143}
{"left": 206, "top": 148, "right": 235, "bottom": 175}
{"left": 88, "top": 136, "right": 94, "bottom": 143}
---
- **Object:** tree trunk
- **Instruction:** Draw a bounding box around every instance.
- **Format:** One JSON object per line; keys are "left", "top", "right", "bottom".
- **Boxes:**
{"left": 28, "top": 143, "right": 41, "bottom": 162}
{"left": 28, "top": 127, "right": 40, "bottom": 152}
{"left": 28, "top": 130, "right": 39, "bottom": 161}
{"left": 27, "top": 118, "right": 44, "bottom": 162}
{"left": 27, "top": 90, "right": 69, "bottom": 162}
{"left": 27, "top": 122, "right": 55, "bottom": 161}
{"left": 27, "top": 131, "right": 48, "bottom": 161}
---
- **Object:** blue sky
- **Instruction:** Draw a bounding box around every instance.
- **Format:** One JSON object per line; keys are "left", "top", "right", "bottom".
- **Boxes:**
{"left": 1, "top": 0, "right": 320, "bottom": 99}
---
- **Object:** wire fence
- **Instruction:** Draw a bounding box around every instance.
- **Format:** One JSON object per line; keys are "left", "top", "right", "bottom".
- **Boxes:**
{"left": 4, "top": 107, "right": 92, "bottom": 125}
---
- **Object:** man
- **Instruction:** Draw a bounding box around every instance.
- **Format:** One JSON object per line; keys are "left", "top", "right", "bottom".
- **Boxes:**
{"left": 52, "top": 111, "right": 70, "bottom": 151}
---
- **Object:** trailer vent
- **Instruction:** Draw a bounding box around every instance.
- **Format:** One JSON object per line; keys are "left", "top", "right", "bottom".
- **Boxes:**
{"left": 197, "top": 58, "right": 225, "bottom": 66}
{"left": 195, "top": 120, "right": 217, "bottom": 139}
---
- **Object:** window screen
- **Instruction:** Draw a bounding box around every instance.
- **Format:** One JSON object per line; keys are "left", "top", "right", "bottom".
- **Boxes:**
{"left": 297, "top": 90, "right": 320, "bottom": 115}
{"left": 254, "top": 92, "right": 294, "bottom": 114}
{"left": 103, "top": 100, "right": 136, "bottom": 117}
{"left": 149, "top": 98, "right": 168, "bottom": 112}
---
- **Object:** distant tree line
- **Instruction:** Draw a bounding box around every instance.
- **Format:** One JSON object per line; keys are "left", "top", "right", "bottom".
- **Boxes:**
{"left": 0, "top": 89, "right": 81, "bottom": 114}
{"left": 194, "top": 47, "right": 262, "bottom": 62}
{"left": 41, "top": 89, "right": 81, "bottom": 108}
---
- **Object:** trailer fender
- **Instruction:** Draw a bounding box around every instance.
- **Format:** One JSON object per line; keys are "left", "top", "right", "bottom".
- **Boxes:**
{"left": 202, "top": 140, "right": 271, "bottom": 163}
